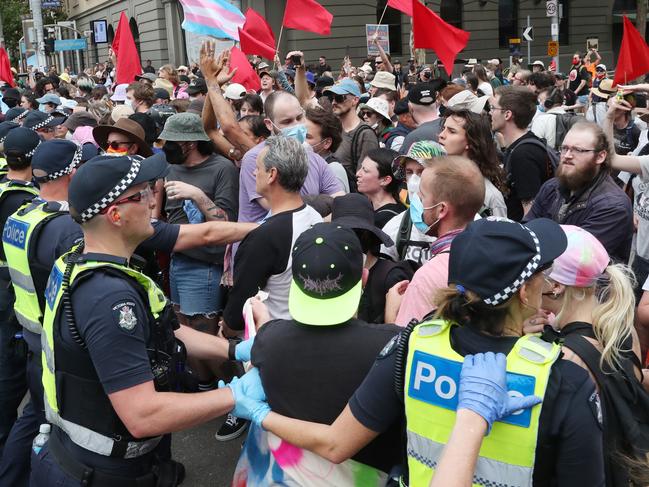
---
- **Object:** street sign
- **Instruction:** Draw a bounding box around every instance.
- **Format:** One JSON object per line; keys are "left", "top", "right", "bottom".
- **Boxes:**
{"left": 509, "top": 37, "right": 521, "bottom": 55}
{"left": 551, "top": 23, "right": 559, "bottom": 36}
{"left": 523, "top": 26, "right": 533, "bottom": 42}
{"left": 42, "top": 0, "right": 61, "bottom": 8}
{"left": 546, "top": 0, "right": 558, "bottom": 17}
{"left": 548, "top": 40, "right": 559, "bottom": 57}
{"left": 54, "top": 38, "right": 87, "bottom": 51}
{"left": 587, "top": 38, "right": 599, "bottom": 50}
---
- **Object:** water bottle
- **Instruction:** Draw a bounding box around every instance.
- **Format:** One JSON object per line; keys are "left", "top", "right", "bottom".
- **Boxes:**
{"left": 32, "top": 424, "right": 51, "bottom": 454}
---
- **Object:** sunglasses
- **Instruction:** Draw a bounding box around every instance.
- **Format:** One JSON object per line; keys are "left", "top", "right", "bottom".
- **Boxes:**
{"left": 98, "top": 186, "right": 152, "bottom": 214}
{"left": 327, "top": 93, "right": 348, "bottom": 104}
{"left": 359, "top": 110, "right": 374, "bottom": 118}
{"left": 107, "top": 141, "right": 134, "bottom": 150}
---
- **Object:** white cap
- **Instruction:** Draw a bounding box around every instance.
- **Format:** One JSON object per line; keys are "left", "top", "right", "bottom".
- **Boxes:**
{"left": 39, "top": 424, "right": 51, "bottom": 434}
{"left": 223, "top": 83, "right": 247, "bottom": 100}
{"left": 487, "top": 58, "right": 500, "bottom": 66}
{"left": 447, "top": 90, "right": 490, "bottom": 114}
{"left": 357, "top": 97, "right": 391, "bottom": 123}
{"left": 531, "top": 60, "right": 545, "bottom": 68}
{"left": 596, "top": 63, "right": 607, "bottom": 71}
{"left": 110, "top": 83, "right": 129, "bottom": 102}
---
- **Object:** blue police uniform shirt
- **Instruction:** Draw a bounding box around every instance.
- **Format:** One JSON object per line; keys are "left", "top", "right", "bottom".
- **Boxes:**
{"left": 22, "top": 213, "right": 179, "bottom": 352}
{"left": 348, "top": 324, "right": 606, "bottom": 486}
{"left": 53, "top": 252, "right": 160, "bottom": 476}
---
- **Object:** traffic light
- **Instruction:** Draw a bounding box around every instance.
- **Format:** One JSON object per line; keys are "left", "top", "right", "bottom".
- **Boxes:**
{"left": 44, "top": 38, "right": 55, "bottom": 55}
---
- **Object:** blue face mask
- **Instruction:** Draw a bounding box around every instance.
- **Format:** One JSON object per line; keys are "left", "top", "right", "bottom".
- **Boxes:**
{"left": 281, "top": 124, "right": 307, "bottom": 144}
{"left": 409, "top": 192, "right": 440, "bottom": 235}
{"left": 538, "top": 104, "right": 546, "bottom": 113}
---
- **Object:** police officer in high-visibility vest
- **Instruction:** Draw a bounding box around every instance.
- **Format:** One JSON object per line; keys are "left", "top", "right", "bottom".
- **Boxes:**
{"left": 0, "top": 121, "right": 21, "bottom": 179}
{"left": 229, "top": 217, "right": 608, "bottom": 486}
{"left": 31, "top": 154, "right": 260, "bottom": 487}
{"left": 0, "top": 144, "right": 257, "bottom": 484}
{"left": 0, "top": 127, "right": 40, "bottom": 461}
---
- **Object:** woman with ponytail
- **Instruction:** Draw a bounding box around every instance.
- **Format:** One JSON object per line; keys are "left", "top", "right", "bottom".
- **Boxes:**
{"left": 541, "top": 225, "right": 642, "bottom": 376}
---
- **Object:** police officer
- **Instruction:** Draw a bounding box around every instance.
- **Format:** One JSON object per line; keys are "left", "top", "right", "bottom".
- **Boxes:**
{"left": 0, "top": 127, "right": 40, "bottom": 464}
{"left": 0, "top": 121, "right": 20, "bottom": 178}
{"left": 31, "top": 154, "right": 259, "bottom": 486}
{"left": 230, "top": 218, "right": 609, "bottom": 486}
{"left": 0, "top": 143, "right": 256, "bottom": 485}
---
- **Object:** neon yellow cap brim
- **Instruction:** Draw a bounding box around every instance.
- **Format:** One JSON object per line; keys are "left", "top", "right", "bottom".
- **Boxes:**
{"left": 288, "top": 279, "right": 362, "bottom": 326}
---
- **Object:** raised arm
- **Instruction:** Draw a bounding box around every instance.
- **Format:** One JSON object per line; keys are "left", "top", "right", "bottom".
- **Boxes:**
{"left": 603, "top": 99, "right": 643, "bottom": 174}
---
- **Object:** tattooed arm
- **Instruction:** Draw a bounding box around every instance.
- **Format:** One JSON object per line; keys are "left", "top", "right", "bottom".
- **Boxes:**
{"left": 164, "top": 180, "right": 228, "bottom": 222}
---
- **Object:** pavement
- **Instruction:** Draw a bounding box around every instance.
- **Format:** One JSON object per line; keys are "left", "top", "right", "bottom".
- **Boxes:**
{"left": 172, "top": 416, "right": 245, "bottom": 487}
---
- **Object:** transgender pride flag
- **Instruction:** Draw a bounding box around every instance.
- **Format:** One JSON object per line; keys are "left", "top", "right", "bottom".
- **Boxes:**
{"left": 179, "top": 0, "right": 245, "bottom": 41}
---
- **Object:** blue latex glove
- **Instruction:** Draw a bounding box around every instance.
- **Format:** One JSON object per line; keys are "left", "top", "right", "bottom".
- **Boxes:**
{"left": 183, "top": 199, "right": 204, "bottom": 224}
{"left": 457, "top": 352, "right": 542, "bottom": 434}
{"left": 222, "top": 368, "right": 271, "bottom": 426}
{"left": 235, "top": 336, "right": 254, "bottom": 362}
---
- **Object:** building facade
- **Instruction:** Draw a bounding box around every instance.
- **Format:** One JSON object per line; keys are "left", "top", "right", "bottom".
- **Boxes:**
{"left": 63, "top": 0, "right": 638, "bottom": 76}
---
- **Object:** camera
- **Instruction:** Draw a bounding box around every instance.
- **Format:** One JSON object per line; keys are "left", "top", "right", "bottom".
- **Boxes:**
{"left": 291, "top": 54, "right": 302, "bottom": 65}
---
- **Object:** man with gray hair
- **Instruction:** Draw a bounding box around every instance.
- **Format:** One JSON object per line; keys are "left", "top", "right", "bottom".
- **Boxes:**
{"left": 223, "top": 135, "right": 322, "bottom": 333}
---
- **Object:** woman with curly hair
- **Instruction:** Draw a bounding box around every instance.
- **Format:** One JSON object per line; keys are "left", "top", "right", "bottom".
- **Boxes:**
{"left": 438, "top": 107, "right": 508, "bottom": 217}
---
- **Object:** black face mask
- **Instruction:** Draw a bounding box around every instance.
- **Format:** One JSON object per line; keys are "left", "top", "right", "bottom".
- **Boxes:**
{"left": 438, "top": 104, "right": 447, "bottom": 117}
{"left": 162, "top": 141, "right": 187, "bottom": 165}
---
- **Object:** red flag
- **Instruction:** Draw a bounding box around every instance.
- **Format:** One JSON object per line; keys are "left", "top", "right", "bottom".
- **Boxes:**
{"left": 112, "top": 12, "right": 142, "bottom": 84}
{"left": 282, "top": 0, "right": 333, "bottom": 36}
{"left": 0, "top": 48, "right": 15, "bottom": 88}
{"left": 614, "top": 16, "right": 649, "bottom": 86}
{"left": 230, "top": 46, "right": 261, "bottom": 92}
{"left": 238, "top": 8, "right": 276, "bottom": 60}
{"left": 412, "top": 0, "right": 469, "bottom": 76}
{"left": 388, "top": 0, "right": 412, "bottom": 17}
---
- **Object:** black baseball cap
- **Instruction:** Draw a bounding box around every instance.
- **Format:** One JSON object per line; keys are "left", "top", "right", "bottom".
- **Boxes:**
{"left": 187, "top": 77, "right": 207, "bottom": 95}
{"left": 332, "top": 193, "right": 393, "bottom": 247}
{"left": 154, "top": 88, "right": 170, "bottom": 101}
{"left": 31, "top": 139, "right": 83, "bottom": 182}
{"left": 448, "top": 218, "right": 567, "bottom": 306}
{"left": 288, "top": 222, "right": 363, "bottom": 326}
{"left": 4, "top": 127, "right": 41, "bottom": 157}
{"left": 407, "top": 83, "right": 438, "bottom": 106}
{"left": 394, "top": 99, "right": 410, "bottom": 116}
{"left": 69, "top": 152, "right": 169, "bottom": 223}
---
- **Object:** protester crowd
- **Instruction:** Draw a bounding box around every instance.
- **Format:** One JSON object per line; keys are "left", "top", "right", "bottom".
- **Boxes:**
{"left": 0, "top": 41, "right": 649, "bottom": 487}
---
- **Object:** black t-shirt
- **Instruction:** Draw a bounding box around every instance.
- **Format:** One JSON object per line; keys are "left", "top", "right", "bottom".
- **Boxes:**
{"left": 568, "top": 65, "right": 591, "bottom": 95}
{"left": 375, "top": 202, "right": 405, "bottom": 229}
{"left": 56, "top": 254, "right": 162, "bottom": 476}
{"left": 251, "top": 318, "right": 403, "bottom": 473}
{"left": 349, "top": 324, "right": 605, "bottom": 486}
{"left": 614, "top": 121, "right": 641, "bottom": 155}
{"left": 358, "top": 259, "right": 412, "bottom": 324}
{"left": 504, "top": 132, "right": 551, "bottom": 221}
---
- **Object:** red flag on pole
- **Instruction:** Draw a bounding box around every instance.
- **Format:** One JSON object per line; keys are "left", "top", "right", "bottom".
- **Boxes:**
{"left": 387, "top": 0, "right": 413, "bottom": 17}
{"left": 230, "top": 46, "right": 261, "bottom": 92}
{"left": 238, "top": 8, "right": 276, "bottom": 60}
{"left": 613, "top": 15, "right": 649, "bottom": 86}
{"left": 412, "top": 0, "right": 470, "bottom": 76}
{"left": 112, "top": 12, "right": 142, "bottom": 85}
{"left": 0, "top": 48, "right": 16, "bottom": 88}
{"left": 282, "top": 0, "right": 333, "bottom": 36}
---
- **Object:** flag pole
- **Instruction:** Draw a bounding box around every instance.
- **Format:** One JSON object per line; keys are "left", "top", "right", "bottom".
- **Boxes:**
{"left": 276, "top": 25, "right": 284, "bottom": 53}
{"left": 377, "top": 2, "right": 389, "bottom": 25}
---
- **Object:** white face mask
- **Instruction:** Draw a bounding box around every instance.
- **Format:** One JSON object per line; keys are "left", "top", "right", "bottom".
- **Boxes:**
{"left": 64, "top": 131, "right": 74, "bottom": 140}
{"left": 407, "top": 173, "right": 421, "bottom": 197}
{"left": 129, "top": 100, "right": 138, "bottom": 112}
{"left": 370, "top": 122, "right": 379, "bottom": 130}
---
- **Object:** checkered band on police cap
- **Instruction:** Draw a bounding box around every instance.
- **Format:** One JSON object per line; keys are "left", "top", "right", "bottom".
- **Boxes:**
{"left": 9, "top": 111, "right": 28, "bottom": 123}
{"left": 482, "top": 223, "right": 541, "bottom": 306}
{"left": 78, "top": 156, "right": 142, "bottom": 223}
{"left": 24, "top": 140, "right": 42, "bottom": 158}
{"left": 46, "top": 143, "right": 84, "bottom": 181}
{"left": 29, "top": 115, "right": 55, "bottom": 131}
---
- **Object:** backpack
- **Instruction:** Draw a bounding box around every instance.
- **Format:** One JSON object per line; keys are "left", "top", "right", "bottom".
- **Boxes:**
{"left": 348, "top": 124, "right": 377, "bottom": 193}
{"left": 508, "top": 136, "right": 559, "bottom": 179}
{"left": 562, "top": 332, "right": 649, "bottom": 487}
{"left": 394, "top": 211, "right": 428, "bottom": 269}
{"left": 552, "top": 112, "right": 580, "bottom": 150}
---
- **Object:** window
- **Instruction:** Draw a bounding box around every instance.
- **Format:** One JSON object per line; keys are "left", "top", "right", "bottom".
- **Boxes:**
{"left": 129, "top": 18, "right": 140, "bottom": 57}
{"left": 498, "top": 0, "right": 518, "bottom": 48}
{"left": 440, "top": 0, "right": 462, "bottom": 29}
{"left": 559, "top": 0, "right": 569, "bottom": 45}
{"left": 379, "top": 0, "right": 403, "bottom": 55}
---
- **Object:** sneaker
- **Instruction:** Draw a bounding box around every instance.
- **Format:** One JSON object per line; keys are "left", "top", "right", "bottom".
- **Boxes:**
{"left": 215, "top": 414, "right": 249, "bottom": 442}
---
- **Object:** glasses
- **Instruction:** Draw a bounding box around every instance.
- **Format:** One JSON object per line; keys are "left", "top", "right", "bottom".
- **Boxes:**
{"left": 359, "top": 110, "right": 374, "bottom": 119}
{"left": 107, "top": 141, "right": 134, "bottom": 150}
{"left": 98, "top": 187, "right": 152, "bottom": 214}
{"left": 559, "top": 145, "right": 600, "bottom": 155}
{"left": 490, "top": 106, "right": 508, "bottom": 112}
{"left": 375, "top": 60, "right": 384, "bottom": 65}
{"left": 327, "top": 93, "right": 349, "bottom": 104}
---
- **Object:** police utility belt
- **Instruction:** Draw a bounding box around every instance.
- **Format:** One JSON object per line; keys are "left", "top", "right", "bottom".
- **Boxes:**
{"left": 400, "top": 319, "right": 560, "bottom": 487}
{"left": 41, "top": 244, "right": 194, "bottom": 460}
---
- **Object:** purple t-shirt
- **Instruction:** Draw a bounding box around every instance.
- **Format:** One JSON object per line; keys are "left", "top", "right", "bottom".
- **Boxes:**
{"left": 237, "top": 141, "right": 342, "bottom": 223}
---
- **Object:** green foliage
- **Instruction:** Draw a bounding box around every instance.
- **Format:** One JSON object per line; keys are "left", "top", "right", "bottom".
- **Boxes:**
{"left": 0, "top": 1, "right": 68, "bottom": 62}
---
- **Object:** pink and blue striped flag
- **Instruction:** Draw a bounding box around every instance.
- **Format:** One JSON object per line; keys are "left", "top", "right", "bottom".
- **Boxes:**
{"left": 179, "top": 0, "right": 245, "bottom": 41}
